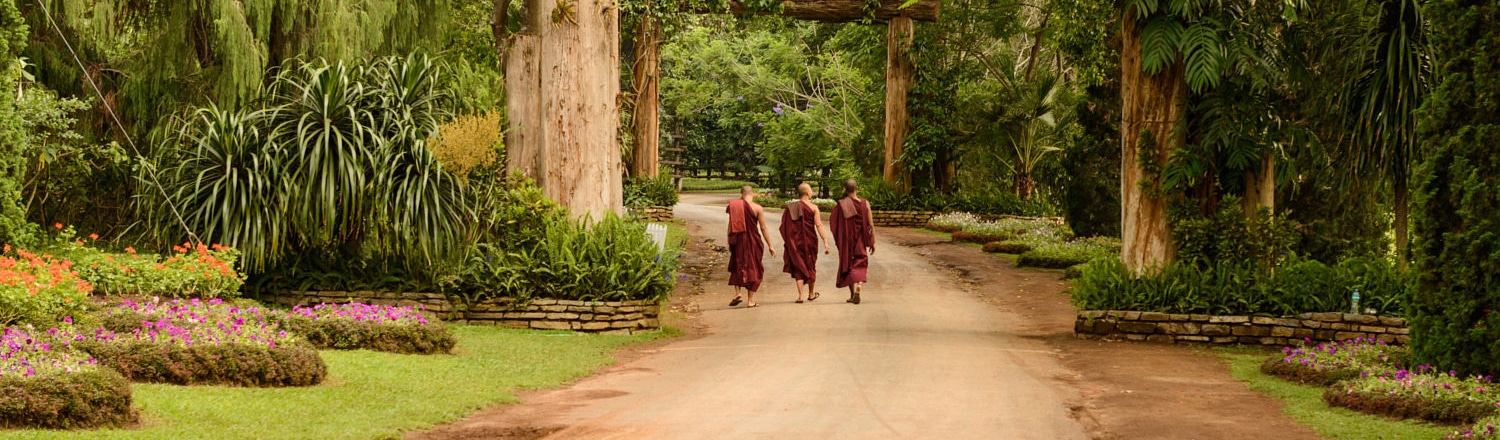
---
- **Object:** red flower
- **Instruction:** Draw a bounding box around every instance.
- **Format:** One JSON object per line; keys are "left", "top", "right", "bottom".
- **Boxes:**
{"left": 53, "top": 223, "right": 62, "bottom": 230}
{"left": 124, "top": 247, "right": 136, "bottom": 254}
{"left": 88, "top": 233, "right": 99, "bottom": 240}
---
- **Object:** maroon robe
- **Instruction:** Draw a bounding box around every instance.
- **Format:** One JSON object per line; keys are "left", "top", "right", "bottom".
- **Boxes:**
{"left": 830, "top": 197, "right": 873, "bottom": 288}
{"left": 779, "top": 200, "right": 819, "bottom": 284}
{"left": 726, "top": 199, "right": 765, "bottom": 291}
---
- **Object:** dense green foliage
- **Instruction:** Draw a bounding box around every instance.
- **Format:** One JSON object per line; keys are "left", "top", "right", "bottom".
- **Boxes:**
{"left": 624, "top": 173, "right": 680, "bottom": 208}
{"left": 1410, "top": 0, "right": 1500, "bottom": 377}
{"left": 141, "top": 55, "right": 466, "bottom": 276}
{"left": 1073, "top": 256, "right": 1410, "bottom": 317}
{"left": 461, "top": 214, "right": 679, "bottom": 304}
{"left": 0, "top": 0, "right": 30, "bottom": 246}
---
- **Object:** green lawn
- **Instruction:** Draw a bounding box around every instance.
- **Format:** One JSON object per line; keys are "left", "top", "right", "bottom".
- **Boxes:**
{"left": 1220, "top": 351, "right": 1451, "bottom": 440}
{"left": 5, "top": 326, "right": 675, "bottom": 440}
{"left": 665, "top": 219, "right": 690, "bottom": 249}
{"left": 680, "top": 177, "right": 755, "bottom": 192}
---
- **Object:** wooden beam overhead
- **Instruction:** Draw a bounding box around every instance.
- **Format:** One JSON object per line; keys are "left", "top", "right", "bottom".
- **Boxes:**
{"left": 706, "top": 0, "right": 940, "bottom": 23}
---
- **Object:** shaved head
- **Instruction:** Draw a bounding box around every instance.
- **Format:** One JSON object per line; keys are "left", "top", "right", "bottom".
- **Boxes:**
{"left": 741, "top": 185, "right": 755, "bottom": 196}
{"left": 798, "top": 183, "right": 813, "bottom": 196}
{"left": 843, "top": 179, "right": 859, "bottom": 195}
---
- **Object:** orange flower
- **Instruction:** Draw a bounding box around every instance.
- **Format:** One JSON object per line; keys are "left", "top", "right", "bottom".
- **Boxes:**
{"left": 88, "top": 233, "right": 99, "bottom": 240}
{"left": 124, "top": 247, "right": 136, "bottom": 254}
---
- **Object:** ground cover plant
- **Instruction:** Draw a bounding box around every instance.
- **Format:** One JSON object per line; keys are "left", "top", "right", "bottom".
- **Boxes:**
{"left": 927, "top": 212, "right": 1115, "bottom": 269}
{"left": 679, "top": 178, "right": 755, "bottom": 192}
{"left": 461, "top": 214, "right": 679, "bottom": 304}
{"left": 624, "top": 174, "right": 680, "bottom": 208}
{"left": 0, "top": 326, "right": 671, "bottom": 439}
{"left": 0, "top": 326, "right": 137, "bottom": 429}
{"left": 273, "top": 303, "right": 456, "bottom": 354}
{"left": 1262, "top": 338, "right": 1410, "bottom": 386}
{"left": 1450, "top": 416, "right": 1500, "bottom": 439}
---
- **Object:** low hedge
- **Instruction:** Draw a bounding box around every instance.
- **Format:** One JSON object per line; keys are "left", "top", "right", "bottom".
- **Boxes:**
{"left": 1062, "top": 264, "right": 1087, "bottom": 280}
{"left": 1324, "top": 386, "right": 1495, "bottom": 426}
{"left": 0, "top": 369, "right": 138, "bottom": 429}
{"left": 1449, "top": 416, "right": 1500, "bottom": 439}
{"left": 1260, "top": 339, "right": 1410, "bottom": 386}
{"left": 925, "top": 223, "right": 962, "bottom": 233}
{"left": 982, "top": 241, "right": 1032, "bottom": 254}
{"left": 75, "top": 340, "right": 326, "bottom": 387}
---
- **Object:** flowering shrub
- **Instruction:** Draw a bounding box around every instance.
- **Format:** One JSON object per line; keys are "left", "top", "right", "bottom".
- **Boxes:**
{"left": 926, "top": 212, "right": 981, "bottom": 233}
{"left": 1262, "top": 338, "right": 1410, "bottom": 386}
{"left": 810, "top": 198, "right": 836, "bottom": 211}
{"left": 983, "top": 240, "right": 1032, "bottom": 254}
{"left": 272, "top": 303, "right": 456, "bottom": 354}
{"left": 75, "top": 299, "right": 326, "bottom": 386}
{"left": 1016, "top": 237, "right": 1120, "bottom": 269}
{"left": 0, "top": 326, "right": 138, "bottom": 429}
{"left": 62, "top": 237, "right": 244, "bottom": 299}
{"left": 1324, "top": 366, "right": 1500, "bottom": 425}
{"left": 1450, "top": 416, "right": 1500, "bottom": 439}
{"left": 0, "top": 248, "right": 91, "bottom": 326}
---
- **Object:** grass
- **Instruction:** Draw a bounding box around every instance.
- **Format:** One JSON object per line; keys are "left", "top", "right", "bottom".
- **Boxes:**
{"left": 3, "top": 326, "right": 675, "bottom": 440}
{"left": 1219, "top": 350, "right": 1451, "bottom": 440}
{"left": 665, "top": 219, "right": 690, "bottom": 249}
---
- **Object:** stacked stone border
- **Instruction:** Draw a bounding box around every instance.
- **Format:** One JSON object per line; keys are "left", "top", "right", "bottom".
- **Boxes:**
{"left": 628, "top": 206, "right": 674, "bottom": 222}
{"left": 1074, "top": 310, "right": 1410, "bottom": 346}
{"left": 871, "top": 210, "right": 938, "bottom": 227}
{"left": 262, "top": 291, "right": 660, "bottom": 335}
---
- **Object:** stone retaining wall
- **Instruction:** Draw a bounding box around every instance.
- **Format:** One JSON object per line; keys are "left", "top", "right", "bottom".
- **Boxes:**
{"left": 261, "top": 291, "right": 661, "bottom": 334}
{"left": 629, "top": 206, "right": 674, "bottom": 222}
{"left": 1074, "top": 310, "right": 1410, "bottom": 346}
{"left": 871, "top": 210, "right": 938, "bottom": 227}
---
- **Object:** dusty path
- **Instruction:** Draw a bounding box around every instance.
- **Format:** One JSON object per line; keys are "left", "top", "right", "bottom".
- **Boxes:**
{"left": 416, "top": 193, "right": 1089, "bottom": 440}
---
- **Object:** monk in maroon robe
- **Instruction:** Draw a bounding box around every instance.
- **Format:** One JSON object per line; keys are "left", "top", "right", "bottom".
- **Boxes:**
{"left": 830, "top": 179, "right": 874, "bottom": 304}
{"left": 779, "top": 183, "right": 831, "bottom": 303}
{"left": 727, "top": 186, "right": 776, "bottom": 308}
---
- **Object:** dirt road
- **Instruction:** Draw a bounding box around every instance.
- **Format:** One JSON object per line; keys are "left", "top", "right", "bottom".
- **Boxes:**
{"left": 417, "top": 193, "right": 1090, "bottom": 439}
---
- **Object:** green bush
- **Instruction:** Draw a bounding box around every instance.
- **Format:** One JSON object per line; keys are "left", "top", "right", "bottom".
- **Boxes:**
{"left": 1071, "top": 255, "right": 1411, "bottom": 317}
{"left": 859, "top": 178, "right": 1055, "bottom": 216}
{"left": 48, "top": 230, "right": 244, "bottom": 299}
{"left": 1410, "top": 0, "right": 1500, "bottom": 378}
{"left": 1172, "top": 199, "right": 1299, "bottom": 267}
{"left": 0, "top": 369, "right": 138, "bottom": 429}
{"left": 1449, "top": 416, "right": 1500, "bottom": 439}
{"left": 624, "top": 174, "right": 680, "bottom": 208}
{"left": 1260, "top": 338, "right": 1410, "bottom": 386}
{"left": 953, "top": 231, "right": 1013, "bottom": 244}
{"left": 1063, "top": 263, "right": 1087, "bottom": 280}
{"left": 461, "top": 214, "right": 678, "bottom": 303}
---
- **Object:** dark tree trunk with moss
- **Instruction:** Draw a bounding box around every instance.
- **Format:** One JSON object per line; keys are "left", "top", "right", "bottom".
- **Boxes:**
{"left": 1411, "top": 0, "right": 1500, "bottom": 377}
{"left": 0, "top": 0, "right": 30, "bottom": 245}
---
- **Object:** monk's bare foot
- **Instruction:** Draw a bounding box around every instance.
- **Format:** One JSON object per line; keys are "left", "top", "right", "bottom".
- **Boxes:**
{"left": 747, "top": 302, "right": 759, "bottom": 308}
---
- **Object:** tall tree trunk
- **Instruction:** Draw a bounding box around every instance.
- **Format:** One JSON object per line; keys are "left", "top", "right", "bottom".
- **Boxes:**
{"left": 505, "top": 0, "right": 623, "bottom": 220}
{"left": 1241, "top": 154, "right": 1274, "bottom": 218}
{"left": 1119, "top": 12, "right": 1182, "bottom": 273}
{"left": 1394, "top": 165, "right": 1409, "bottom": 271}
{"left": 1024, "top": 13, "right": 1049, "bottom": 82}
{"left": 629, "top": 13, "right": 661, "bottom": 179}
{"left": 883, "top": 16, "right": 914, "bottom": 193}
{"left": 493, "top": 0, "right": 510, "bottom": 73}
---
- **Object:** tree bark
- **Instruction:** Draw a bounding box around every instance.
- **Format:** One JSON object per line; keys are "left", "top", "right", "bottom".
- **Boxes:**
{"left": 883, "top": 16, "right": 914, "bottom": 193}
{"left": 505, "top": 0, "right": 624, "bottom": 220}
{"left": 629, "top": 14, "right": 661, "bottom": 179}
{"left": 1119, "top": 12, "right": 1181, "bottom": 273}
{"left": 493, "top": 0, "right": 510, "bottom": 72}
{"left": 1241, "top": 154, "right": 1274, "bottom": 218}
{"left": 706, "top": 0, "right": 940, "bottom": 23}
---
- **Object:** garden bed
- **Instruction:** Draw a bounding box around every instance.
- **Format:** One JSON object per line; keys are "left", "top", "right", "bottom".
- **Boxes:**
{"left": 272, "top": 303, "right": 456, "bottom": 354}
{"left": 1074, "top": 310, "right": 1410, "bottom": 346}
{"left": 0, "top": 327, "right": 138, "bottom": 429}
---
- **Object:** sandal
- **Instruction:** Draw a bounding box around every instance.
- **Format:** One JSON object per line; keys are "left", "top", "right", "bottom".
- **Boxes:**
{"left": 747, "top": 302, "right": 759, "bottom": 308}
{"left": 795, "top": 299, "right": 805, "bottom": 304}
{"left": 808, "top": 292, "right": 820, "bottom": 302}
{"left": 729, "top": 296, "right": 743, "bottom": 307}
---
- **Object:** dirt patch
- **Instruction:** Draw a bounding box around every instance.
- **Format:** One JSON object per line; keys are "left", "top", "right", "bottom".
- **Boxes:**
{"left": 879, "top": 227, "right": 1321, "bottom": 440}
